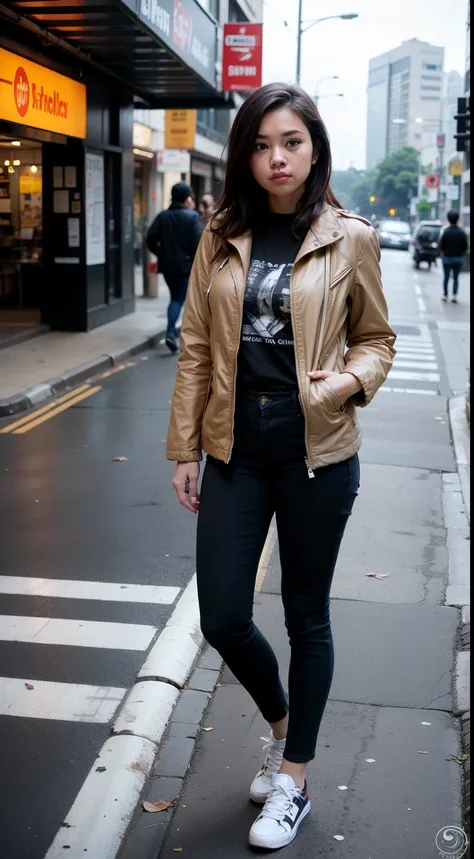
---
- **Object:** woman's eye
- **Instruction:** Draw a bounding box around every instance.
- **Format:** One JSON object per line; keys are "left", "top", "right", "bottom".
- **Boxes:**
{"left": 255, "top": 143, "right": 267, "bottom": 151}
{"left": 287, "top": 139, "right": 301, "bottom": 148}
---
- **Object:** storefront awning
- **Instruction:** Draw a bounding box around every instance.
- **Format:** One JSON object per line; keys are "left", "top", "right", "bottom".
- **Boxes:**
{"left": 3, "top": 0, "right": 234, "bottom": 109}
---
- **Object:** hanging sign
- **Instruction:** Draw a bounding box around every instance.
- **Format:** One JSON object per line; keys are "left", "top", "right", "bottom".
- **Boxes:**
{"left": 222, "top": 23, "right": 263, "bottom": 92}
{"left": 0, "top": 48, "right": 86, "bottom": 138}
{"left": 165, "top": 110, "right": 196, "bottom": 150}
{"left": 449, "top": 159, "right": 464, "bottom": 176}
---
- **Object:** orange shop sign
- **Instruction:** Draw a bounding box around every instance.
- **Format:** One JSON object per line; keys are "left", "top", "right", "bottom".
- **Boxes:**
{"left": 0, "top": 48, "right": 86, "bottom": 139}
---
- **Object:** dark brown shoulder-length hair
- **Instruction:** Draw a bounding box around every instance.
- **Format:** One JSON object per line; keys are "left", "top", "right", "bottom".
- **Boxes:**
{"left": 210, "top": 82, "right": 342, "bottom": 240}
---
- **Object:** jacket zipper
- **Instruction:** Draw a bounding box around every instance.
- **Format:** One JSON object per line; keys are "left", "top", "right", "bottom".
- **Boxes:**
{"left": 329, "top": 266, "right": 352, "bottom": 290}
{"left": 226, "top": 257, "right": 245, "bottom": 463}
{"left": 206, "top": 258, "right": 229, "bottom": 310}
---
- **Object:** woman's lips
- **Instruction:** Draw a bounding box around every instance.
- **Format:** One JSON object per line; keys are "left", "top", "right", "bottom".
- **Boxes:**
{"left": 270, "top": 173, "right": 291, "bottom": 184}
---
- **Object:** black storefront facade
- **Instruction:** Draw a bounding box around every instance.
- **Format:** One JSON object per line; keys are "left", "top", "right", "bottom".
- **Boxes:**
{"left": 0, "top": 0, "right": 230, "bottom": 331}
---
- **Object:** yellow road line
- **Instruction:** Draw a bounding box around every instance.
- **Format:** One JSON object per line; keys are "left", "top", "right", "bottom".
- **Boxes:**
{"left": 96, "top": 361, "right": 137, "bottom": 380}
{"left": 0, "top": 385, "right": 92, "bottom": 434}
{"left": 12, "top": 386, "right": 102, "bottom": 434}
{"left": 255, "top": 518, "right": 278, "bottom": 593}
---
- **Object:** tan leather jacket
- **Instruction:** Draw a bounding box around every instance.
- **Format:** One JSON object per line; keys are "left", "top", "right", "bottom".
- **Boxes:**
{"left": 166, "top": 206, "right": 396, "bottom": 469}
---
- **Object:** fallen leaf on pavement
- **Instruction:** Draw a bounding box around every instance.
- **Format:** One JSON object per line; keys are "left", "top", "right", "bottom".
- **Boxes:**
{"left": 447, "top": 754, "right": 469, "bottom": 764}
{"left": 111, "top": 456, "right": 128, "bottom": 462}
{"left": 366, "top": 573, "right": 390, "bottom": 579}
{"left": 25, "top": 683, "right": 34, "bottom": 690}
{"left": 142, "top": 800, "right": 175, "bottom": 813}
{"left": 95, "top": 766, "right": 107, "bottom": 772}
{"left": 202, "top": 727, "right": 214, "bottom": 732}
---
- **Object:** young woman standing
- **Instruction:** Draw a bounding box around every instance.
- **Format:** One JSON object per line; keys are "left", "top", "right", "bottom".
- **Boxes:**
{"left": 167, "top": 83, "right": 396, "bottom": 851}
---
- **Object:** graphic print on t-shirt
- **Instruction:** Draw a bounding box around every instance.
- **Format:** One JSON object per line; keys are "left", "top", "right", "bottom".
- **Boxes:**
{"left": 241, "top": 259, "right": 294, "bottom": 345}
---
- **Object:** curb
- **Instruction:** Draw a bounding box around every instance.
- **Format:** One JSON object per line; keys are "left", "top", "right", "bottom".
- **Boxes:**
{"left": 446, "top": 395, "right": 471, "bottom": 854}
{"left": 44, "top": 576, "right": 204, "bottom": 859}
{"left": 118, "top": 646, "right": 223, "bottom": 859}
{"left": 0, "top": 327, "right": 166, "bottom": 418}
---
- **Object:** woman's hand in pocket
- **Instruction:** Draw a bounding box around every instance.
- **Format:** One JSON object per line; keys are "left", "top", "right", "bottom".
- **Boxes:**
{"left": 173, "top": 462, "right": 200, "bottom": 514}
{"left": 308, "top": 370, "right": 362, "bottom": 404}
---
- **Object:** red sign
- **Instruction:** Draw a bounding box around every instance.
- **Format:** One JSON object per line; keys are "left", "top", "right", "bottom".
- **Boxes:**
{"left": 426, "top": 173, "right": 440, "bottom": 189}
{"left": 437, "top": 133, "right": 446, "bottom": 150}
{"left": 222, "top": 23, "right": 263, "bottom": 92}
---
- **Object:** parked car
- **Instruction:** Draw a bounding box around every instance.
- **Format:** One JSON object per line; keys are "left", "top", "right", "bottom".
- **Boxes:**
{"left": 412, "top": 221, "right": 443, "bottom": 269}
{"left": 375, "top": 219, "right": 412, "bottom": 250}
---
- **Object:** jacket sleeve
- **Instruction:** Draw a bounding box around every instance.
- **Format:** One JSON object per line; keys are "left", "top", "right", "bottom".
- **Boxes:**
{"left": 166, "top": 230, "right": 213, "bottom": 462}
{"left": 146, "top": 214, "right": 161, "bottom": 257}
{"left": 342, "top": 227, "right": 397, "bottom": 406}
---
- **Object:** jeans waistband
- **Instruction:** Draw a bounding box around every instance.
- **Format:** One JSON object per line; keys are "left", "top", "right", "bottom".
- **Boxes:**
{"left": 236, "top": 389, "right": 301, "bottom": 411}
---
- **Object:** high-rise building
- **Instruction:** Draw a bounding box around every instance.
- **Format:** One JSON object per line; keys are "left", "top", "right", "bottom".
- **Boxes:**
{"left": 366, "top": 38, "right": 445, "bottom": 169}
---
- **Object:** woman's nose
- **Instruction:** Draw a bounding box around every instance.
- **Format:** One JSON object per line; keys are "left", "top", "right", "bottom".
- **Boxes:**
{"left": 270, "top": 148, "right": 287, "bottom": 167}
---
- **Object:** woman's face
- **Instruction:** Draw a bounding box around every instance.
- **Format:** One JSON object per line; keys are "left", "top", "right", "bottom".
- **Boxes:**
{"left": 249, "top": 106, "right": 317, "bottom": 210}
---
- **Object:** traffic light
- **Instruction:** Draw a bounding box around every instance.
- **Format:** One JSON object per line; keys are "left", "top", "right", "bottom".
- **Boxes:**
{"left": 369, "top": 196, "right": 376, "bottom": 203}
{"left": 389, "top": 208, "right": 396, "bottom": 216}
{"left": 454, "top": 97, "right": 470, "bottom": 152}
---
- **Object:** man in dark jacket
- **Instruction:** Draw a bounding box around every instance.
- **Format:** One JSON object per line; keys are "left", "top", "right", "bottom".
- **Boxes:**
{"left": 146, "top": 182, "right": 203, "bottom": 352}
{"left": 439, "top": 210, "right": 469, "bottom": 303}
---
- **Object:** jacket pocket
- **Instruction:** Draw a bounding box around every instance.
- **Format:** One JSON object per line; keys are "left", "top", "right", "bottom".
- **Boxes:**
{"left": 329, "top": 266, "right": 353, "bottom": 290}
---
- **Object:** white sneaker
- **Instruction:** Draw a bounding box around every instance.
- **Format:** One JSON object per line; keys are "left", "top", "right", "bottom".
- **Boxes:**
{"left": 249, "top": 733, "right": 286, "bottom": 804}
{"left": 249, "top": 773, "right": 311, "bottom": 850}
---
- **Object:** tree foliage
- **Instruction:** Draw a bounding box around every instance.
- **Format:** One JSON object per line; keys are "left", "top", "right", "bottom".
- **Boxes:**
{"left": 335, "top": 147, "right": 420, "bottom": 219}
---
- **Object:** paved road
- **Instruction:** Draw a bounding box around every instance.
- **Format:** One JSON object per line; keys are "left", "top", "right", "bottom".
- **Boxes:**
{"left": 0, "top": 247, "right": 469, "bottom": 859}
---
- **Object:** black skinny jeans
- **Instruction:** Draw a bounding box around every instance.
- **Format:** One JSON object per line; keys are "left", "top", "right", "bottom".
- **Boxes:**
{"left": 196, "top": 390, "right": 360, "bottom": 763}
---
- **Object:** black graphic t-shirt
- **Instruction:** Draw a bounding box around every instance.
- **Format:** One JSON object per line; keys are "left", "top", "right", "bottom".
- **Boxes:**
{"left": 238, "top": 212, "right": 304, "bottom": 390}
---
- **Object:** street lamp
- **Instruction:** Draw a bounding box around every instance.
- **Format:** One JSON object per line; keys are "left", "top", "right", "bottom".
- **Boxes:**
{"left": 314, "top": 75, "right": 339, "bottom": 103}
{"left": 316, "top": 92, "right": 345, "bottom": 103}
{"left": 296, "top": 4, "right": 358, "bottom": 85}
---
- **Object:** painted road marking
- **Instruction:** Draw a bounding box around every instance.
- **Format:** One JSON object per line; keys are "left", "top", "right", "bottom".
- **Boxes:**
{"left": 0, "top": 576, "right": 180, "bottom": 605}
{"left": 393, "top": 351, "right": 436, "bottom": 361}
{"left": 394, "top": 360, "right": 439, "bottom": 370}
{"left": 379, "top": 387, "right": 437, "bottom": 395}
{"left": 0, "top": 677, "right": 126, "bottom": 723}
{"left": 0, "top": 615, "right": 156, "bottom": 650}
{"left": 12, "top": 385, "right": 102, "bottom": 434}
{"left": 0, "top": 385, "right": 92, "bottom": 434}
{"left": 389, "top": 370, "right": 440, "bottom": 382}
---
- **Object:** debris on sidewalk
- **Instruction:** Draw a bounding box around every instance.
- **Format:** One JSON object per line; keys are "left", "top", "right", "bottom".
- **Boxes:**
{"left": 366, "top": 573, "right": 390, "bottom": 579}
{"left": 142, "top": 800, "right": 175, "bottom": 813}
{"left": 111, "top": 456, "right": 128, "bottom": 462}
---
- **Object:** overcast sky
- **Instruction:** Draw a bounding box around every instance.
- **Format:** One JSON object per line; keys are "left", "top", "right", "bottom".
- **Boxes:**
{"left": 262, "top": 0, "right": 469, "bottom": 170}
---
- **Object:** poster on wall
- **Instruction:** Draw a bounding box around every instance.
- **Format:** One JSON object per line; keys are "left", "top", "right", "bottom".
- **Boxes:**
{"left": 85, "top": 152, "right": 105, "bottom": 266}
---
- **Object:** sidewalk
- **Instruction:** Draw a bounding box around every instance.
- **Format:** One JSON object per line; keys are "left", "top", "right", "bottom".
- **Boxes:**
{"left": 0, "top": 286, "right": 169, "bottom": 417}
{"left": 119, "top": 410, "right": 469, "bottom": 859}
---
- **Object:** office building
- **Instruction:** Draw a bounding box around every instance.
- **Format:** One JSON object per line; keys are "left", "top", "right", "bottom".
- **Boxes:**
{"left": 366, "top": 38, "right": 445, "bottom": 169}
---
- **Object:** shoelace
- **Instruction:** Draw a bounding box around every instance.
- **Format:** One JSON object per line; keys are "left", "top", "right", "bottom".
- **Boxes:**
{"left": 260, "top": 736, "right": 284, "bottom": 776}
{"left": 261, "top": 781, "right": 300, "bottom": 820}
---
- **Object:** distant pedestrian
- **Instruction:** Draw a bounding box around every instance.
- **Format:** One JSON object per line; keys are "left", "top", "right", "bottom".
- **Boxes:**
{"left": 198, "top": 192, "right": 216, "bottom": 226}
{"left": 146, "top": 182, "right": 203, "bottom": 352}
{"left": 167, "top": 83, "right": 396, "bottom": 851}
{"left": 439, "top": 210, "right": 468, "bottom": 303}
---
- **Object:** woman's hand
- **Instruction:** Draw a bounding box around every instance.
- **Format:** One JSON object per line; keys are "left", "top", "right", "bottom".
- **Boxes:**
{"left": 308, "top": 369, "right": 362, "bottom": 404}
{"left": 173, "top": 462, "right": 201, "bottom": 514}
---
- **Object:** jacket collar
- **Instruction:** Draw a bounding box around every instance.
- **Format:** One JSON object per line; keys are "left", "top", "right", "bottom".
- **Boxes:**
{"left": 226, "top": 206, "right": 343, "bottom": 270}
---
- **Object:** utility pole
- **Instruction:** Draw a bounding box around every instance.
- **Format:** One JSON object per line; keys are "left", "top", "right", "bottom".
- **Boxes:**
{"left": 296, "top": 0, "right": 303, "bottom": 85}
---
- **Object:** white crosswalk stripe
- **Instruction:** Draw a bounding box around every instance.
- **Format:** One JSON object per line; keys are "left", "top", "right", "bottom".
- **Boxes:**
{"left": 1, "top": 576, "right": 180, "bottom": 723}
{"left": 383, "top": 330, "right": 441, "bottom": 395}
{"left": 0, "top": 576, "right": 179, "bottom": 604}
{"left": 0, "top": 678, "right": 126, "bottom": 723}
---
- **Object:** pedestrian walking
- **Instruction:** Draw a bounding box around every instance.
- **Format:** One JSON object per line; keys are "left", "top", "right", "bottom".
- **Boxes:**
{"left": 166, "top": 83, "right": 396, "bottom": 851}
{"left": 198, "top": 192, "right": 216, "bottom": 226}
{"left": 439, "top": 210, "right": 469, "bottom": 303}
{"left": 146, "top": 182, "right": 203, "bottom": 352}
